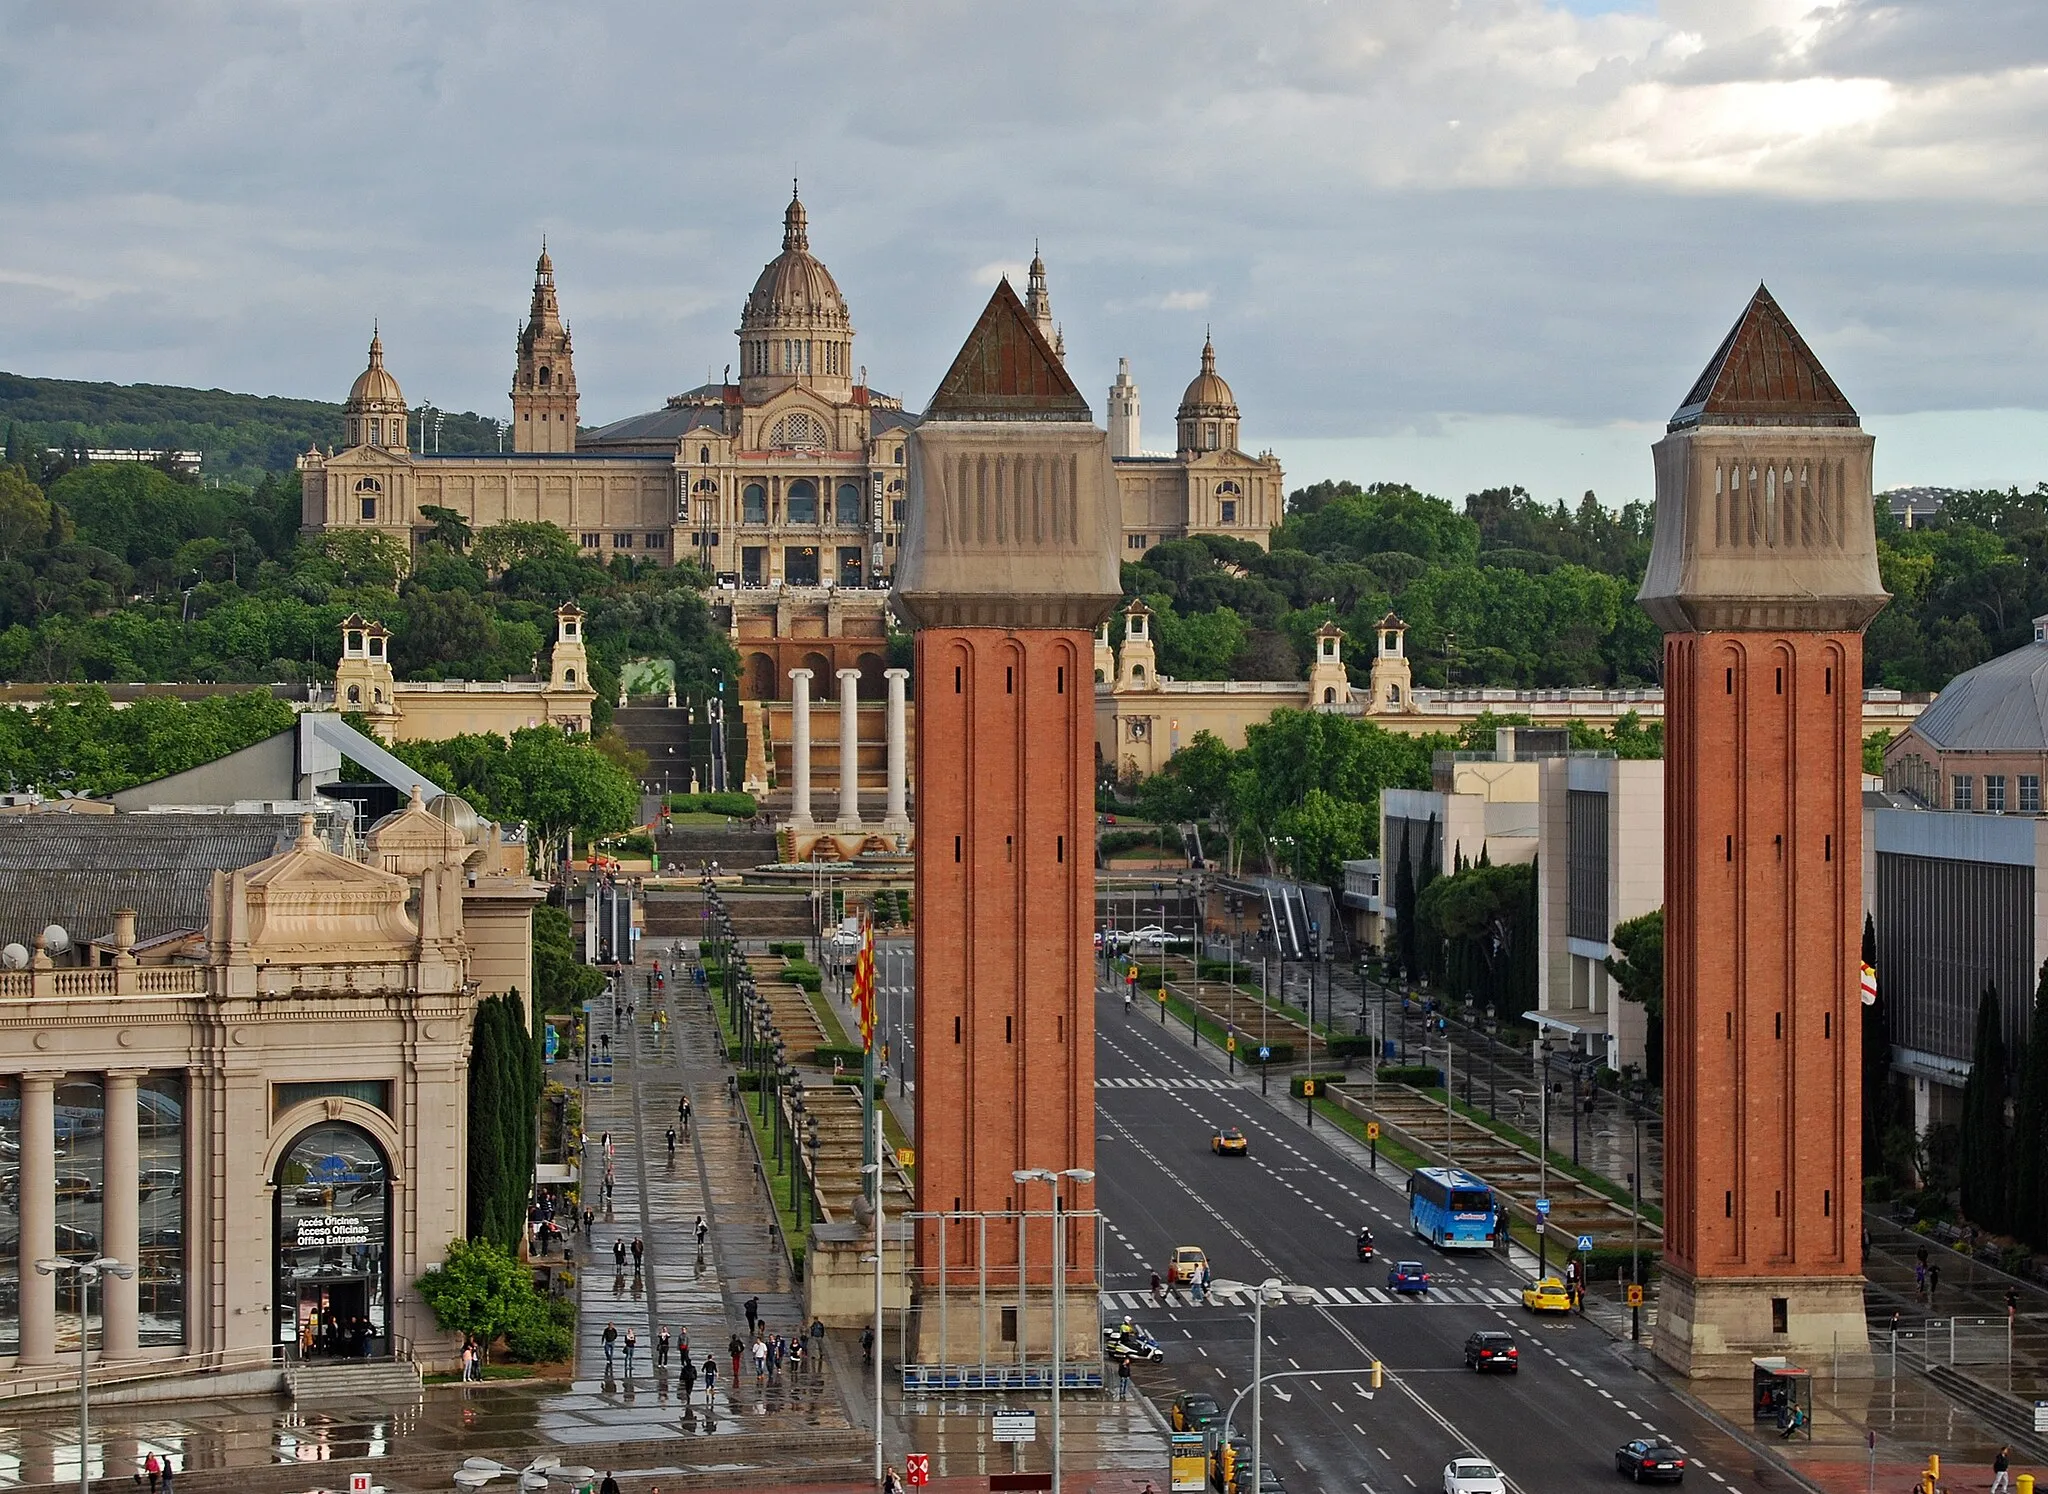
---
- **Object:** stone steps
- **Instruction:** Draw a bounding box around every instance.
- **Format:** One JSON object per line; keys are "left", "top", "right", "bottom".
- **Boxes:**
{"left": 287, "top": 1357, "right": 423, "bottom": 1405}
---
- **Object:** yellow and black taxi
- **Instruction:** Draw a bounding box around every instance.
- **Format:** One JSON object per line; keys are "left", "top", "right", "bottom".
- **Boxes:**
{"left": 1211, "top": 1126, "right": 1249, "bottom": 1156}
{"left": 1170, "top": 1390, "right": 1220, "bottom": 1431}
{"left": 1521, "top": 1276, "right": 1573, "bottom": 1313}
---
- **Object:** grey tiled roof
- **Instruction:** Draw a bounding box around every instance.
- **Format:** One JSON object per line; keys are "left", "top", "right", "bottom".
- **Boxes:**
{"left": 1908, "top": 641, "right": 2048, "bottom": 751}
{"left": 0, "top": 814, "right": 309, "bottom": 949}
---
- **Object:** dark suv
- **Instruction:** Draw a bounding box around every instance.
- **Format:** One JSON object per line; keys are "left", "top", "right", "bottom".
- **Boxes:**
{"left": 1464, "top": 1330, "right": 1520, "bottom": 1373}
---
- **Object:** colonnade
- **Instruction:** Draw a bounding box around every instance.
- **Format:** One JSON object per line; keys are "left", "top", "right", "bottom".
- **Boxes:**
{"left": 786, "top": 666, "right": 911, "bottom": 837}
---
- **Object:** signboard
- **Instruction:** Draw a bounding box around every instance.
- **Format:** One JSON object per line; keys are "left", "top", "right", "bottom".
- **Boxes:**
{"left": 349, "top": 1475, "right": 372, "bottom": 1494}
{"left": 1366, "top": 1122, "right": 1381, "bottom": 1141}
{"left": 1226, "top": 1036, "right": 1237, "bottom": 1053}
{"left": 543, "top": 1025, "right": 560, "bottom": 1064}
{"left": 1170, "top": 1432, "right": 1208, "bottom": 1492}
{"left": 1535, "top": 1198, "right": 1552, "bottom": 1217}
{"left": 295, "top": 1215, "right": 373, "bottom": 1248}
{"left": 2035, "top": 1402, "right": 2048, "bottom": 1434}
{"left": 992, "top": 1411, "right": 1038, "bottom": 1443}
{"left": 897, "top": 1147, "right": 916, "bottom": 1168}
{"left": 905, "top": 1453, "right": 931, "bottom": 1487}
{"left": 1302, "top": 1079, "right": 1317, "bottom": 1096}
{"left": 1258, "top": 1046, "right": 1271, "bottom": 1061}
{"left": 1627, "top": 1284, "right": 1645, "bottom": 1308}
{"left": 1576, "top": 1234, "right": 1596, "bottom": 1252}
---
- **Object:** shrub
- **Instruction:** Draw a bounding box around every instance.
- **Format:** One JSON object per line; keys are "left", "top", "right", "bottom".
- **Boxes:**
{"left": 1290, "top": 1072, "right": 1346, "bottom": 1098}
{"left": 1377, "top": 1064, "right": 1445, "bottom": 1087}
{"left": 504, "top": 1295, "right": 575, "bottom": 1363}
{"left": 775, "top": 941, "right": 808, "bottom": 959}
{"left": 602, "top": 831, "right": 655, "bottom": 856}
{"left": 1324, "top": 1035, "right": 1376, "bottom": 1061}
{"left": 1244, "top": 1042, "right": 1295, "bottom": 1065}
{"left": 814, "top": 1044, "right": 867, "bottom": 1069}
{"left": 667, "top": 790, "right": 759, "bottom": 817}
{"left": 783, "top": 960, "right": 822, "bottom": 992}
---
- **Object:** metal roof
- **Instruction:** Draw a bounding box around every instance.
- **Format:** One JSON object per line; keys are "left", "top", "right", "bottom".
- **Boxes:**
{"left": 1669, "top": 285, "right": 1858, "bottom": 432}
{"left": 1905, "top": 639, "right": 2048, "bottom": 751}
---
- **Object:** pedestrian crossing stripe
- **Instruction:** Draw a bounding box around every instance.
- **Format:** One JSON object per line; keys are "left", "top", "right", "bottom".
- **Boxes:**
{"left": 1095, "top": 1076, "right": 1238, "bottom": 1091}
{"left": 1097, "top": 1285, "right": 1522, "bottom": 1310}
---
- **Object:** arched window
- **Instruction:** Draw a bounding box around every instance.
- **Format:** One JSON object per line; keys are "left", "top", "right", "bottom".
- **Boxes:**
{"left": 770, "top": 413, "right": 824, "bottom": 451}
{"left": 787, "top": 479, "right": 818, "bottom": 524}
{"left": 743, "top": 484, "right": 768, "bottom": 524}
{"left": 564, "top": 668, "right": 577, "bottom": 684}
{"left": 1387, "top": 684, "right": 1401, "bottom": 704}
{"left": 346, "top": 684, "right": 361, "bottom": 705}
{"left": 539, "top": 366, "right": 551, "bottom": 388}
{"left": 353, "top": 477, "right": 380, "bottom": 522}
{"left": 836, "top": 482, "right": 862, "bottom": 526}
{"left": 1324, "top": 687, "right": 1337, "bottom": 704}
{"left": 273, "top": 1121, "right": 392, "bottom": 1358}
{"left": 700, "top": 446, "right": 711, "bottom": 464}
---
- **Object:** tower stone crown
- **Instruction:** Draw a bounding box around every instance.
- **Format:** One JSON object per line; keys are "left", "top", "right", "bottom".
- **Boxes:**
{"left": 738, "top": 188, "right": 855, "bottom": 400}
{"left": 1177, "top": 336, "right": 1240, "bottom": 454}
{"left": 1637, "top": 286, "right": 1885, "bottom": 635}
{"left": 512, "top": 244, "right": 578, "bottom": 453}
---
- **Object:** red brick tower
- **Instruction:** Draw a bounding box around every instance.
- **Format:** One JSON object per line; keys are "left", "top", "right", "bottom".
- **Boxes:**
{"left": 1641, "top": 287, "right": 1887, "bottom": 1375}
{"left": 894, "top": 281, "right": 1121, "bottom": 1362}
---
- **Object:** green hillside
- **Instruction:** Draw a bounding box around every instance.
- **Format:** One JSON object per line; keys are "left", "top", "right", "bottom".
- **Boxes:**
{"left": 0, "top": 371, "right": 505, "bottom": 484}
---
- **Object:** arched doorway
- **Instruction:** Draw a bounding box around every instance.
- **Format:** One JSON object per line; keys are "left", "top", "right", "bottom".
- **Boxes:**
{"left": 273, "top": 1121, "right": 392, "bottom": 1358}
{"left": 746, "top": 651, "right": 777, "bottom": 700}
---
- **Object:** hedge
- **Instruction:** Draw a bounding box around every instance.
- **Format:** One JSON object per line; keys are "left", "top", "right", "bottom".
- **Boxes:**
{"left": 1290, "top": 1072, "right": 1346, "bottom": 1098}
{"left": 1323, "top": 1035, "right": 1376, "bottom": 1061}
{"left": 813, "top": 1044, "right": 867, "bottom": 1069}
{"left": 773, "top": 941, "right": 808, "bottom": 959}
{"left": 667, "top": 791, "right": 759, "bottom": 817}
{"left": 1244, "top": 1042, "right": 1295, "bottom": 1065}
{"left": 1377, "top": 1064, "right": 1445, "bottom": 1087}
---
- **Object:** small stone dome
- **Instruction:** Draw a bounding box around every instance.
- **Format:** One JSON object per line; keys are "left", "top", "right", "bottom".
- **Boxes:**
{"left": 348, "top": 330, "right": 405, "bottom": 409}
{"left": 741, "top": 190, "right": 850, "bottom": 332}
{"left": 1177, "top": 335, "right": 1238, "bottom": 418}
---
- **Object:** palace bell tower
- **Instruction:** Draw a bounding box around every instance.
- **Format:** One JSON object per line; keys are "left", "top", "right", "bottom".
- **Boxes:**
{"left": 1641, "top": 286, "right": 1887, "bottom": 1376}
{"left": 511, "top": 245, "right": 578, "bottom": 452}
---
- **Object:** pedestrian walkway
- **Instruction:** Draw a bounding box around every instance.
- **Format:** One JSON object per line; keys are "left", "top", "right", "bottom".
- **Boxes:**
{"left": 1099, "top": 1284, "right": 1525, "bottom": 1310}
{"left": 569, "top": 955, "right": 851, "bottom": 1439}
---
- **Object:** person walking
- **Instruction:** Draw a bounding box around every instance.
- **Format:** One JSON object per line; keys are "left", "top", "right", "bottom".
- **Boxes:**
{"left": 810, "top": 1316, "right": 826, "bottom": 1369}
{"left": 623, "top": 1327, "right": 637, "bottom": 1376}
{"left": 679, "top": 1354, "right": 697, "bottom": 1404}
{"left": 144, "top": 1452, "right": 162, "bottom": 1494}
{"left": 631, "top": 1237, "right": 644, "bottom": 1270}
{"left": 702, "top": 1353, "right": 717, "bottom": 1397}
{"left": 657, "top": 1325, "right": 671, "bottom": 1369}
{"left": 744, "top": 1295, "right": 759, "bottom": 1335}
{"left": 861, "top": 1323, "right": 875, "bottom": 1367}
{"left": 666, "top": 1127, "right": 676, "bottom": 1162}
{"left": 752, "top": 1336, "right": 768, "bottom": 1383}
{"left": 729, "top": 1332, "right": 744, "bottom": 1384}
{"left": 678, "top": 1327, "right": 689, "bottom": 1366}
{"left": 1151, "top": 1271, "right": 1165, "bottom": 1307}
{"left": 1927, "top": 1262, "right": 1941, "bottom": 1299}
{"left": 1992, "top": 1445, "right": 2012, "bottom": 1493}
{"left": 681, "top": 1095, "right": 693, "bottom": 1136}
{"left": 614, "top": 1238, "right": 627, "bottom": 1270}
{"left": 159, "top": 1462, "right": 174, "bottom": 1494}
{"left": 601, "top": 1321, "right": 618, "bottom": 1372}
{"left": 1117, "top": 1354, "right": 1132, "bottom": 1401}
{"left": 599, "top": 1472, "right": 620, "bottom": 1494}
{"left": 695, "top": 1216, "right": 709, "bottom": 1254}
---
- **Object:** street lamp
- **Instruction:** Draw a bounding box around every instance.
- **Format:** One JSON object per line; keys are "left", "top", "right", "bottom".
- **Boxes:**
{"left": 1013, "top": 1166, "right": 1095, "bottom": 1494}
{"left": 1251, "top": 1277, "right": 1283, "bottom": 1494}
{"left": 35, "top": 1255, "right": 134, "bottom": 1494}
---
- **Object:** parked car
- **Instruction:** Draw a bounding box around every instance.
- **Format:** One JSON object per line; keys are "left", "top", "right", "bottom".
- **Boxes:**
{"left": 1614, "top": 1440, "right": 1686, "bottom": 1483}
{"left": 1170, "top": 1392, "right": 1220, "bottom": 1432}
{"left": 1463, "top": 1330, "right": 1519, "bottom": 1373}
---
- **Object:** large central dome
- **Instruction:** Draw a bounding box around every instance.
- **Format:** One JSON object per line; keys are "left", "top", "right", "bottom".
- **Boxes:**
{"left": 741, "top": 189, "right": 850, "bottom": 334}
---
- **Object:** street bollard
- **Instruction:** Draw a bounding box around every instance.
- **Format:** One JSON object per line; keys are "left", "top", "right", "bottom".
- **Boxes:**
{"left": 2015, "top": 1474, "right": 2032, "bottom": 1494}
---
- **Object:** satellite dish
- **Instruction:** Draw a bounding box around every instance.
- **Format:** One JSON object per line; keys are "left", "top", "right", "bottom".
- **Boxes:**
{"left": 40, "top": 925, "right": 69, "bottom": 955}
{"left": 1, "top": 943, "right": 26, "bottom": 969}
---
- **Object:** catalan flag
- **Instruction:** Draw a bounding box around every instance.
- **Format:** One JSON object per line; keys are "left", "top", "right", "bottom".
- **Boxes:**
{"left": 853, "top": 912, "right": 878, "bottom": 1051}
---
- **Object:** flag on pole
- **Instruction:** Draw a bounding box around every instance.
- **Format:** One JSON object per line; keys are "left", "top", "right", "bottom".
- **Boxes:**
{"left": 1860, "top": 961, "right": 1878, "bottom": 1007}
{"left": 853, "top": 912, "right": 878, "bottom": 1050}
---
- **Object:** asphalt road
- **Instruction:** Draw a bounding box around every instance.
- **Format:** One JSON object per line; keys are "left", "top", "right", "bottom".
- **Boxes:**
{"left": 1092, "top": 987, "right": 1805, "bottom": 1494}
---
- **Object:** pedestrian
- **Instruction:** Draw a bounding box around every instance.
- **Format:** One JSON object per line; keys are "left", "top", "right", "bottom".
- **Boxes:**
{"left": 681, "top": 1095, "right": 693, "bottom": 1135}
{"left": 1993, "top": 1445, "right": 2012, "bottom": 1493}
{"left": 144, "top": 1452, "right": 162, "bottom": 1494}
{"left": 614, "top": 1239, "right": 627, "bottom": 1270}
{"left": 1117, "top": 1355, "right": 1132, "bottom": 1401}
{"left": 460, "top": 1339, "right": 474, "bottom": 1382}
{"left": 695, "top": 1216, "right": 709, "bottom": 1253}
{"left": 810, "top": 1316, "right": 826, "bottom": 1366}
{"left": 678, "top": 1327, "right": 689, "bottom": 1365}
{"left": 160, "top": 1462, "right": 174, "bottom": 1494}
{"left": 702, "top": 1354, "right": 718, "bottom": 1396}
{"left": 744, "top": 1295, "right": 759, "bottom": 1334}
{"left": 884, "top": 1469, "right": 904, "bottom": 1494}
{"left": 861, "top": 1323, "right": 875, "bottom": 1367}
{"left": 1914, "top": 1259, "right": 1927, "bottom": 1297}
{"left": 602, "top": 1321, "right": 618, "bottom": 1371}
{"left": 1927, "top": 1263, "right": 1940, "bottom": 1298}
{"left": 753, "top": 1336, "right": 768, "bottom": 1382}
{"left": 600, "top": 1472, "right": 620, "bottom": 1494}
{"left": 657, "top": 1325, "right": 671, "bottom": 1368}
{"left": 729, "top": 1332, "right": 743, "bottom": 1383}
{"left": 666, "top": 1127, "right": 677, "bottom": 1161}
{"left": 680, "top": 1353, "right": 697, "bottom": 1403}
{"left": 631, "top": 1237, "right": 645, "bottom": 1269}
{"left": 583, "top": 1207, "right": 594, "bottom": 1235}
{"left": 623, "top": 1327, "right": 637, "bottom": 1375}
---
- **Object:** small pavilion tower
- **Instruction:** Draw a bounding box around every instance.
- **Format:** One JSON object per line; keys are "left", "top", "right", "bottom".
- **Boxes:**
{"left": 1367, "top": 613, "right": 1413, "bottom": 714}
{"left": 512, "top": 244, "right": 578, "bottom": 452}
{"left": 1023, "top": 245, "right": 1066, "bottom": 364}
{"left": 1176, "top": 335, "right": 1239, "bottom": 455}
{"left": 336, "top": 614, "right": 398, "bottom": 721}
{"left": 1307, "top": 622, "right": 1351, "bottom": 706}
{"left": 1116, "top": 600, "right": 1158, "bottom": 690}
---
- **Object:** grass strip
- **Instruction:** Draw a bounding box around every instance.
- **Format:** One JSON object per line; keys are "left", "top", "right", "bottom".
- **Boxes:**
{"left": 740, "top": 1084, "right": 809, "bottom": 1264}
{"left": 1312, "top": 1096, "right": 1430, "bottom": 1174}
{"left": 1408, "top": 1086, "right": 1663, "bottom": 1227}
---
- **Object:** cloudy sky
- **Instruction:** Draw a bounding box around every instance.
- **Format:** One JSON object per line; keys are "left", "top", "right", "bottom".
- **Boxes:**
{"left": 2, "top": 0, "right": 2043, "bottom": 504}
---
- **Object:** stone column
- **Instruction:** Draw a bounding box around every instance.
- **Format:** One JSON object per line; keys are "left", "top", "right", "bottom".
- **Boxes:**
{"left": 836, "top": 668, "right": 864, "bottom": 831}
{"left": 101, "top": 1070, "right": 144, "bottom": 1358}
{"left": 788, "top": 668, "right": 814, "bottom": 827}
{"left": 883, "top": 668, "right": 911, "bottom": 836}
{"left": 18, "top": 1071, "right": 60, "bottom": 1364}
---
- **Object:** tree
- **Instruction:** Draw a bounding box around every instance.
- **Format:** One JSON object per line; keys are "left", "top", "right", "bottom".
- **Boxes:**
{"left": 415, "top": 1237, "right": 554, "bottom": 1362}
{"left": 1605, "top": 908, "right": 1665, "bottom": 1084}
{"left": 1959, "top": 985, "right": 2011, "bottom": 1232}
{"left": 465, "top": 991, "right": 541, "bottom": 1252}
{"left": 0, "top": 468, "right": 52, "bottom": 561}
{"left": 2012, "top": 962, "right": 2048, "bottom": 1249}
{"left": 1416, "top": 860, "right": 1537, "bottom": 1019}
{"left": 1392, "top": 824, "right": 1417, "bottom": 983}
{"left": 1270, "top": 787, "right": 1372, "bottom": 887}
{"left": 418, "top": 504, "right": 473, "bottom": 553}
{"left": 473, "top": 520, "right": 576, "bottom": 575}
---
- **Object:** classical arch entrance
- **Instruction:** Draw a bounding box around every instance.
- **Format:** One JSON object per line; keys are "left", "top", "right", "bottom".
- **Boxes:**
{"left": 273, "top": 1121, "right": 393, "bottom": 1358}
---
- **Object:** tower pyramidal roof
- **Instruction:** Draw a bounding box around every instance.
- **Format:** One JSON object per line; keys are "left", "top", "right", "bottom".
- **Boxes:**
{"left": 1669, "top": 284, "right": 1857, "bottom": 432}
{"left": 924, "top": 278, "right": 1090, "bottom": 422}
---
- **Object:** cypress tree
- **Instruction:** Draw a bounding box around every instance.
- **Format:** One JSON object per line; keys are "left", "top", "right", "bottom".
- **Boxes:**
{"left": 1393, "top": 824, "right": 1417, "bottom": 984}
{"left": 1959, "top": 985, "right": 2011, "bottom": 1233}
{"left": 467, "top": 995, "right": 504, "bottom": 1243}
{"left": 2013, "top": 963, "right": 2048, "bottom": 1249}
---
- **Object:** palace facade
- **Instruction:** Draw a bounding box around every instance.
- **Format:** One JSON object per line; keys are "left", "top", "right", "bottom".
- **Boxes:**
{"left": 300, "top": 193, "right": 1286, "bottom": 608}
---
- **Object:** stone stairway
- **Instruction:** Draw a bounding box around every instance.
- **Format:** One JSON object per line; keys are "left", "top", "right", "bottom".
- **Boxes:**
{"left": 287, "top": 1357, "right": 423, "bottom": 1404}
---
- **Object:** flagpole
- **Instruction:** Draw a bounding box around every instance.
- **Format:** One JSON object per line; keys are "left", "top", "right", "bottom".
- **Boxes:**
{"left": 859, "top": 911, "right": 878, "bottom": 1180}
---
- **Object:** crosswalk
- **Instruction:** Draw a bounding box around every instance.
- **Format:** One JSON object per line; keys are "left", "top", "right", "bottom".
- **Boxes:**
{"left": 1097, "top": 1076, "right": 1239, "bottom": 1091}
{"left": 1098, "top": 1284, "right": 1524, "bottom": 1310}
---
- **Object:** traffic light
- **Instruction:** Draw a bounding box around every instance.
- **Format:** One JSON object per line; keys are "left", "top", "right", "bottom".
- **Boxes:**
{"left": 1220, "top": 1445, "right": 1236, "bottom": 1487}
{"left": 1370, "top": 1360, "right": 1384, "bottom": 1389}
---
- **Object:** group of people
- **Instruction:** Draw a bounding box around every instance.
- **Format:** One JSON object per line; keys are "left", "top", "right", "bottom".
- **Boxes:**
{"left": 1150, "top": 1263, "right": 1214, "bottom": 1305}
{"left": 529, "top": 1193, "right": 569, "bottom": 1257}
{"left": 733, "top": 1296, "right": 828, "bottom": 1386}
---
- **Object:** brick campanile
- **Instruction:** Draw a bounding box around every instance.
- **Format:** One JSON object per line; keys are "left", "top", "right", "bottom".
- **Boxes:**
{"left": 1640, "top": 287, "right": 1887, "bottom": 1376}
{"left": 892, "top": 280, "right": 1121, "bottom": 1362}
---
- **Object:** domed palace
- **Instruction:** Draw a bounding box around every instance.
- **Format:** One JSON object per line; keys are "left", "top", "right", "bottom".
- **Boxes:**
{"left": 300, "top": 188, "right": 1285, "bottom": 697}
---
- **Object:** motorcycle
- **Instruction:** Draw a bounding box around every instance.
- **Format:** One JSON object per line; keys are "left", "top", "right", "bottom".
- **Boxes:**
{"left": 1102, "top": 1322, "right": 1166, "bottom": 1364}
{"left": 1356, "top": 1227, "right": 1376, "bottom": 1262}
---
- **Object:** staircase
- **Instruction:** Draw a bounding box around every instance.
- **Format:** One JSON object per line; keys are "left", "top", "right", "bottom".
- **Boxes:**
{"left": 287, "top": 1357, "right": 423, "bottom": 1405}
{"left": 645, "top": 889, "right": 817, "bottom": 942}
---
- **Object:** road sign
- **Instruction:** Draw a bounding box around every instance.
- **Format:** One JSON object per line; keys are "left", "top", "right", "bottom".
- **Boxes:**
{"left": 1302, "top": 1079, "right": 1317, "bottom": 1097}
{"left": 1258, "top": 1045, "right": 1271, "bottom": 1061}
{"left": 1366, "top": 1121, "right": 1381, "bottom": 1140}
{"left": 906, "top": 1452, "right": 931, "bottom": 1486}
{"left": 1576, "top": 1234, "right": 1596, "bottom": 1252}
{"left": 898, "top": 1147, "right": 916, "bottom": 1168}
{"left": 349, "top": 1476, "right": 372, "bottom": 1494}
{"left": 1535, "top": 1198, "right": 1552, "bottom": 1217}
{"left": 992, "top": 1411, "right": 1038, "bottom": 1443}
{"left": 1626, "top": 1284, "right": 1645, "bottom": 1308}
{"left": 1226, "top": 1036, "right": 1237, "bottom": 1053}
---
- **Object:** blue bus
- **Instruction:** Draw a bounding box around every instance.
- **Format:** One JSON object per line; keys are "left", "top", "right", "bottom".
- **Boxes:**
{"left": 1407, "top": 1167, "right": 1498, "bottom": 1250}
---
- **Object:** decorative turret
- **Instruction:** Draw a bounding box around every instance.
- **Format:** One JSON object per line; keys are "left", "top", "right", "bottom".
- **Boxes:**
{"left": 344, "top": 329, "right": 408, "bottom": 451}
{"left": 1108, "top": 358, "right": 1141, "bottom": 459}
{"left": 512, "top": 243, "right": 578, "bottom": 453}
{"left": 1116, "top": 600, "right": 1158, "bottom": 690}
{"left": 547, "top": 603, "right": 593, "bottom": 729}
{"left": 1307, "top": 622, "right": 1351, "bottom": 707}
{"left": 1024, "top": 245, "right": 1065, "bottom": 364}
{"left": 1366, "top": 612, "right": 1413, "bottom": 714}
{"left": 1095, "top": 620, "right": 1117, "bottom": 685}
{"left": 335, "top": 614, "right": 399, "bottom": 730}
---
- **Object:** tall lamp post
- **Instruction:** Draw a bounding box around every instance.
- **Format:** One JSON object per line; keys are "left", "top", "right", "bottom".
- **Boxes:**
{"left": 1013, "top": 1166, "right": 1095, "bottom": 1494}
{"left": 35, "top": 1255, "right": 133, "bottom": 1494}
